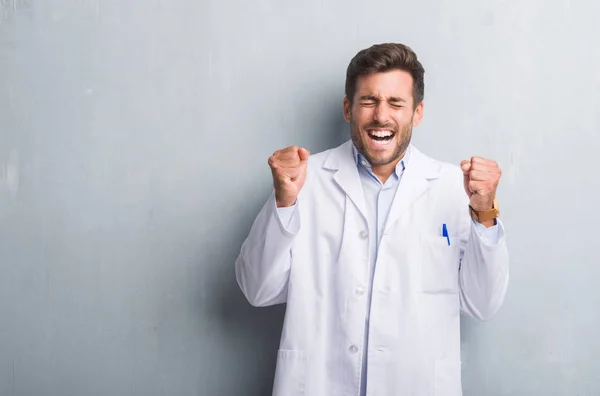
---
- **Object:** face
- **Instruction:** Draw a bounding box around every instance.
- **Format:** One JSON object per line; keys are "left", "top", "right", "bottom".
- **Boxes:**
{"left": 343, "top": 70, "right": 424, "bottom": 168}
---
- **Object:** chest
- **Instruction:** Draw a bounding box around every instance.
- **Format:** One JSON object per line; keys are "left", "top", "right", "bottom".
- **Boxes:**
{"left": 292, "top": 179, "right": 464, "bottom": 297}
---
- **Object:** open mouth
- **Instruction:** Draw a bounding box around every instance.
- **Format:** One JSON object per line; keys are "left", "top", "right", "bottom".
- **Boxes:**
{"left": 367, "top": 129, "right": 394, "bottom": 146}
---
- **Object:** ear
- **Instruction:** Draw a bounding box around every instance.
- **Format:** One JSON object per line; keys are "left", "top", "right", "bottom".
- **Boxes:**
{"left": 412, "top": 101, "right": 424, "bottom": 127}
{"left": 343, "top": 97, "right": 351, "bottom": 123}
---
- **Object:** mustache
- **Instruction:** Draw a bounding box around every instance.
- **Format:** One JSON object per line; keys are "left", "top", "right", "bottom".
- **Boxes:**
{"left": 363, "top": 122, "right": 398, "bottom": 132}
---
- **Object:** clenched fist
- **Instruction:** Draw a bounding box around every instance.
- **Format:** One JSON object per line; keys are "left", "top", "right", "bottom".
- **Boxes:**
{"left": 268, "top": 146, "right": 310, "bottom": 208}
{"left": 460, "top": 156, "right": 502, "bottom": 213}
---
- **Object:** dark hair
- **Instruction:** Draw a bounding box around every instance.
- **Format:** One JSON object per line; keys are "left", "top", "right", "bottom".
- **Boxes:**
{"left": 345, "top": 43, "right": 425, "bottom": 108}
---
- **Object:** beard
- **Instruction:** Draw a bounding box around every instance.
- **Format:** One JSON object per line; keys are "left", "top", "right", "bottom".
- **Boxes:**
{"left": 350, "top": 118, "right": 413, "bottom": 167}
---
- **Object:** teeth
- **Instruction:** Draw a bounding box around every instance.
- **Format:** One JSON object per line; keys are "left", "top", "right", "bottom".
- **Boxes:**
{"left": 374, "top": 139, "right": 391, "bottom": 146}
{"left": 369, "top": 130, "right": 393, "bottom": 138}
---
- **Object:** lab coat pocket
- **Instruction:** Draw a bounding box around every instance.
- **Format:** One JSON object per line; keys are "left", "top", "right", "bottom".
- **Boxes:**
{"left": 272, "top": 350, "right": 307, "bottom": 396}
{"left": 434, "top": 359, "right": 462, "bottom": 396}
{"left": 419, "top": 236, "right": 460, "bottom": 294}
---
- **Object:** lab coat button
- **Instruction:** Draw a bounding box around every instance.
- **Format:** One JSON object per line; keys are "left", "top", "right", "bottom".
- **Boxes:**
{"left": 355, "top": 287, "right": 365, "bottom": 296}
{"left": 359, "top": 230, "right": 368, "bottom": 239}
{"left": 349, "top": 345, "right": 359, "bottom": 354}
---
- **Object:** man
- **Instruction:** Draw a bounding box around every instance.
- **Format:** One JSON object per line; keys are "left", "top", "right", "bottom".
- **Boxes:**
{"left": 235, "top": 43, "right": 508, "bottom": 396}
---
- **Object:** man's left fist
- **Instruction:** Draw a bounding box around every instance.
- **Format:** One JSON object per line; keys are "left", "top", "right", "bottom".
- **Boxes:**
{"left": 460, "top": 157, "right": 502, "bottom": 211}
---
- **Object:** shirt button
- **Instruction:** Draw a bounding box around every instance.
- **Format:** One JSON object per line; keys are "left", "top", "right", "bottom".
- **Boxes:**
{"left": 355, "top": 287, "right": 365, "bottom": 296}
{"left": 359, "top": 230, "right": 368, "bottom": 239}
{"left": 361, "top": 160, "right": 368, "bottom": 166}
{"left": 349, "top": 345, "right": 359, "bottom": 354}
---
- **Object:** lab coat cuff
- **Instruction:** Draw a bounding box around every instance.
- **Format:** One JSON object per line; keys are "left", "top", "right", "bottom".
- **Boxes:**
{"left": 471, "top": 218, "right": 506, "bottom": 248}
{"left": 272, "top": 193, "right": 300, "bottom": 235}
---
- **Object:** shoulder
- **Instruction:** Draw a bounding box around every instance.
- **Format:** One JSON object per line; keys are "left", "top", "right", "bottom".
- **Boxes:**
{"left": 410, "top": 145, "right": 465, "bottom": 195}
{"left": 411, "top": 146, "right": 470, "bottom": 215}
{"left": 410, "top": 145, "right": 461, "bottom": 177}
{"left": 306, "top": 140, "right": 354, "bottom": 170}
{"left": 306, "top": 148, "right": 334, "bottom": 167}
{"left": 438, "top": 160, "right": 463, "bottom": 180}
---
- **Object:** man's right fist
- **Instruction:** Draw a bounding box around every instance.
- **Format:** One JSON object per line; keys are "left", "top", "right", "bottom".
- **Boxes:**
{"left": 268, "top": 146, "right": 310, "bottom": 208}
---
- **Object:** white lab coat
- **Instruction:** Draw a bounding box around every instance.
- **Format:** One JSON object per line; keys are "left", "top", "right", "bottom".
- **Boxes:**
{"left": 236, "top": 140, "right": 509, "bottom": 396}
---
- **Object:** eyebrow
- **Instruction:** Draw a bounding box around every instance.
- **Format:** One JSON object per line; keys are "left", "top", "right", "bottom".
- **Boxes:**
{"left": 359, "top": 95, "right": 407, "bottom": 103}
{"left": 388, "top": 97, "right": 407, "bottom": 103}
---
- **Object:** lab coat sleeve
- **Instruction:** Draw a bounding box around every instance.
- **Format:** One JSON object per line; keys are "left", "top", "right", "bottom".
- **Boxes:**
{"left": 458, "top": 217, "right": 509, "bottom": 321}
{"left": 235, "top": 192, "right": 300, "bottom": 307}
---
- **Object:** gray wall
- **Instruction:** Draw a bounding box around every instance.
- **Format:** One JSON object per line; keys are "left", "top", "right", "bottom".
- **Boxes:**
{"left": 1, "top": 0, "right": 599, "bottom": 395}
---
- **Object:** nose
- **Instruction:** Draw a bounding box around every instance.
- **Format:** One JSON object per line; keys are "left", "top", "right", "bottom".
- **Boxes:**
{"left": 373, "top": 102, "right": 390, "bottom": 124}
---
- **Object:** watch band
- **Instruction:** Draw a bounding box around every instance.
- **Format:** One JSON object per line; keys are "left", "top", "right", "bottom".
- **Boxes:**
{"left": 469, "top": 198, "right": 500, "bottom": 222}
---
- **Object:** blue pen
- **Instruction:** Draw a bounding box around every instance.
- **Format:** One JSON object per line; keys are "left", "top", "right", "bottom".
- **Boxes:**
{"left": 442, "top": 224, "right": 450, "bottom": 246}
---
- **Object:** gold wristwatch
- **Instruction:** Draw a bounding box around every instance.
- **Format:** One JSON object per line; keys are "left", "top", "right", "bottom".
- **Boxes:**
{"left": 469, "top": 198, "right": 500, "bottom": 222}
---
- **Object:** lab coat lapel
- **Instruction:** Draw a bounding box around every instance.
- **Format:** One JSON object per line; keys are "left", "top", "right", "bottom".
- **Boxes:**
{"left": 384, "top": 145, "right": 441, "bottom": 233}
{"left": 323, "top": 141, "right": 368, "bottom": 223}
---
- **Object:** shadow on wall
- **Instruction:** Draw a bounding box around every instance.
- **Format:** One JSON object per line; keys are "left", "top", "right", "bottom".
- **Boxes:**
{"left": 208, "top": 90, "right": 348, "bottom": 395}
{"left": 306, "top": 89, "right": 350, "bottom": 154}
{"left": 217, "top": 275, "right": 286, "bottom": 395}
{"left": 204, "top": 196, "right": 285, "bottom": 395}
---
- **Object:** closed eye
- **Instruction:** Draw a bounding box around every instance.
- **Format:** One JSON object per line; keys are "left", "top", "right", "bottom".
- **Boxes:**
{"left": 388, "top": 98, "right": 406, "bottom": 108}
